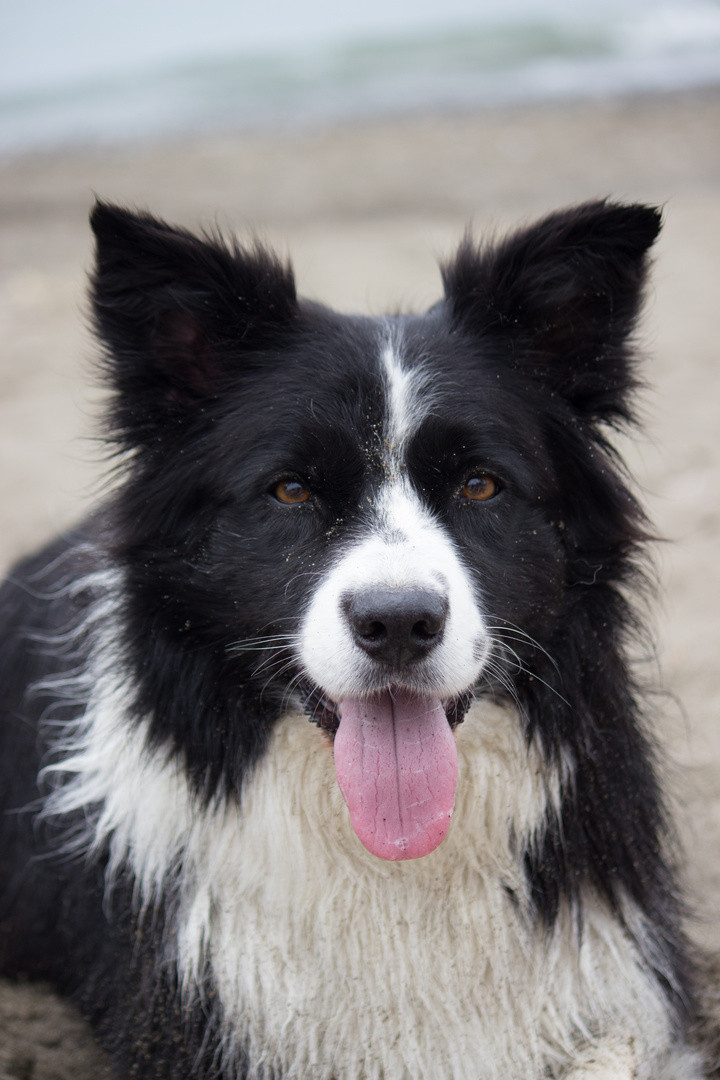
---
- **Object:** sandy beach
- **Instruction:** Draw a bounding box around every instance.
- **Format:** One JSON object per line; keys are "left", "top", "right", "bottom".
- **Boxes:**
{"left": 1, "top": 91, "right": 720, "bottom": 1075}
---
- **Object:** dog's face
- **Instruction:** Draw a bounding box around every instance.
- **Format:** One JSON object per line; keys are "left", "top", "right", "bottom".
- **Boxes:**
{"left": 90, "top": 200, "right": 660, "bottom": 857}
{"left": 191, "top": 316, "right": 571, "bottom": 858}
{"left": 194, "top": 316, "right": 565, "bottom": 695}
{"left": 287, "top": 324, "right": 572, "bottom": 859}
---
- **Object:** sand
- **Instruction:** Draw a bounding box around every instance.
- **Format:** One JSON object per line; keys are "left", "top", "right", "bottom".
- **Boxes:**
{"left": 1, "top": 91, "right": 719, "bottom": 1075}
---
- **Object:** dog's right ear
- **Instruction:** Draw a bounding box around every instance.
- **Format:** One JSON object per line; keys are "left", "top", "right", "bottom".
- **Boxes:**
{"left": 90, "top": 201, "right": 297, "bottom": 447}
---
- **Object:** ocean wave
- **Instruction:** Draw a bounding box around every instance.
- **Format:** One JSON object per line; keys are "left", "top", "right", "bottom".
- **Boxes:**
{"left": 2, "top": 1, "right": 720, "bottom": 155}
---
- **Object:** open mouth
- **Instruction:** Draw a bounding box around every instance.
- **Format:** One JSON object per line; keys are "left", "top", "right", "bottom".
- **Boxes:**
{"left": 298, "top": 679, "right": 474, "bottom": 862}
{"left": 299, "top": 680, "right": 473, "bottom": 734}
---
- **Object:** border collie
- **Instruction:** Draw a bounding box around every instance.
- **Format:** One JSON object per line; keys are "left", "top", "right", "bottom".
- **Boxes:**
{"left": 0, "top": 201, "right": 708, "bottom": 1078}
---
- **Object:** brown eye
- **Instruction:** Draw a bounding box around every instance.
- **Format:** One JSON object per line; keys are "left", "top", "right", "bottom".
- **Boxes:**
{"left": 462, "top": 475, "right": 497, "bottom": 501}
{"left": 273, "top": 479, "right": 310, "bottom": 505}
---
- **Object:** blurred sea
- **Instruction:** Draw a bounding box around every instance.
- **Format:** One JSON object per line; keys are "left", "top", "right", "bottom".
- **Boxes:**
{"left": 2, "top": 0, "right": 720, "bottom": 156}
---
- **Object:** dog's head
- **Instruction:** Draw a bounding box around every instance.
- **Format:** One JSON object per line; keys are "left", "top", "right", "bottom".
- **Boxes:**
{"left": 90, "top": 200, "right": 660, "bottom": 858}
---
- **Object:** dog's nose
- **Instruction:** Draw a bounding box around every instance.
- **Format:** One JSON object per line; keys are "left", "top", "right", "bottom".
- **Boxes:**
{"left": 346, "top": 587, "right": 447, "bottom": 668}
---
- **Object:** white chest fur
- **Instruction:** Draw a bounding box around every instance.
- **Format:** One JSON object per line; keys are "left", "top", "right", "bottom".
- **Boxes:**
{"left": 169, "top": 702, "right": 674, "bottom": 1080}
{"left": 44, "top": 625, "right": 684, "bottom": 1080}
{"left": 47, "top": 659, "right": 686, "bottom": 1079}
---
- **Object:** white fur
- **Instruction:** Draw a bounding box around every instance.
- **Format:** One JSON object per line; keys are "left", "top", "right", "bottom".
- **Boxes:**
{"left": 300, "top": 335, "right": 488, "bottom": 702}
{"left": 300, "top": 482, "right": 487, "bottom": 701}
{"left": 379, "top": 335, "right": 435, "bottom": 460}
{"left": 43, "top": 592, "right": 702, "bottom": 1079}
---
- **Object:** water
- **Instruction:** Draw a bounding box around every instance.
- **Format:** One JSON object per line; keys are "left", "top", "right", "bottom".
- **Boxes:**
{"left": 2, "top": 0, "right": 720, "bottom": 156}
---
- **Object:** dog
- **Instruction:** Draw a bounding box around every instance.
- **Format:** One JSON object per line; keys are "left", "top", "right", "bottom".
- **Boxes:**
{"left": 0, "top": 200, "right": 709, "bottom": 1078}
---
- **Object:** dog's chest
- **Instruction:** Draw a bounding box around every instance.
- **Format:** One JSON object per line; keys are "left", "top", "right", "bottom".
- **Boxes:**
{"left": 174, "top": 704, "right": 603, "bottom": 1079}
{"left": 50, "top": 678, "right": 672, "bottom": 1079}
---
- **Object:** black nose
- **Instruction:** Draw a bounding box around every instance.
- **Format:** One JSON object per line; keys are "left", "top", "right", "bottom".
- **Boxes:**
{"left": 345, "top": 586, "right": 448, "bottom": 668}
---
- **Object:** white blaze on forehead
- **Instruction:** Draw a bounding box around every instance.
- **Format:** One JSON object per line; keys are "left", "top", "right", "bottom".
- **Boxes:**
{"left": 379, "top": 332, "right": 434, "bottom": 476}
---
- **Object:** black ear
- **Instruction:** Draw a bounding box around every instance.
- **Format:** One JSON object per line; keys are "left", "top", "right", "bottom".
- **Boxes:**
{"left": 441, "top": 201, "right": 662, "bottom": 424}
{"left": 90, "top": 201, "right": 297, "bottom": 445}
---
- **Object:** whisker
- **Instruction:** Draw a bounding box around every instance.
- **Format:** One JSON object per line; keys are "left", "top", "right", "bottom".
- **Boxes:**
{"left": 227, "top": 633, "right": 296, "bottom": 656}
{"left": 277, "top": 670, "right": 308, "bottom": 715}
{"left": 481, "top": 659, "right": 522, "bottom": 708}
{"left": 252, "top": 654, "right": 296, "bottom": 681}
{"left": 484, "top": 621, "right": 560, "bottom": 673}
{"left": 487, "top": 636, "right": 570, "bottom": 709}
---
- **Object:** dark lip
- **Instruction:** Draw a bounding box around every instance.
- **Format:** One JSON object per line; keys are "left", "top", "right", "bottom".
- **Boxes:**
{"left": 297, "top": 678, "right": 473, "bottom": 737}
{"left": 299, "top": 681, "right": 342, "bottom": 733}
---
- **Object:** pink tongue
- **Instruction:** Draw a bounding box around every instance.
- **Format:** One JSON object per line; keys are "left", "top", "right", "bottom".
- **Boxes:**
{"left": 333, "top": 690, "right": 457, "bottom": 861}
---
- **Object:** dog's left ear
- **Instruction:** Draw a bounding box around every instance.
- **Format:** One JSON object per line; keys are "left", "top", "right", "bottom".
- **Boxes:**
{"left": 442, "top": 201, "right": 662, "bottom": 424}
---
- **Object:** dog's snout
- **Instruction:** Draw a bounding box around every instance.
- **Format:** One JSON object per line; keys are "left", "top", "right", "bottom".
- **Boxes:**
{"left": 346, "top": 586, "right": 448, "bottom": 668}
